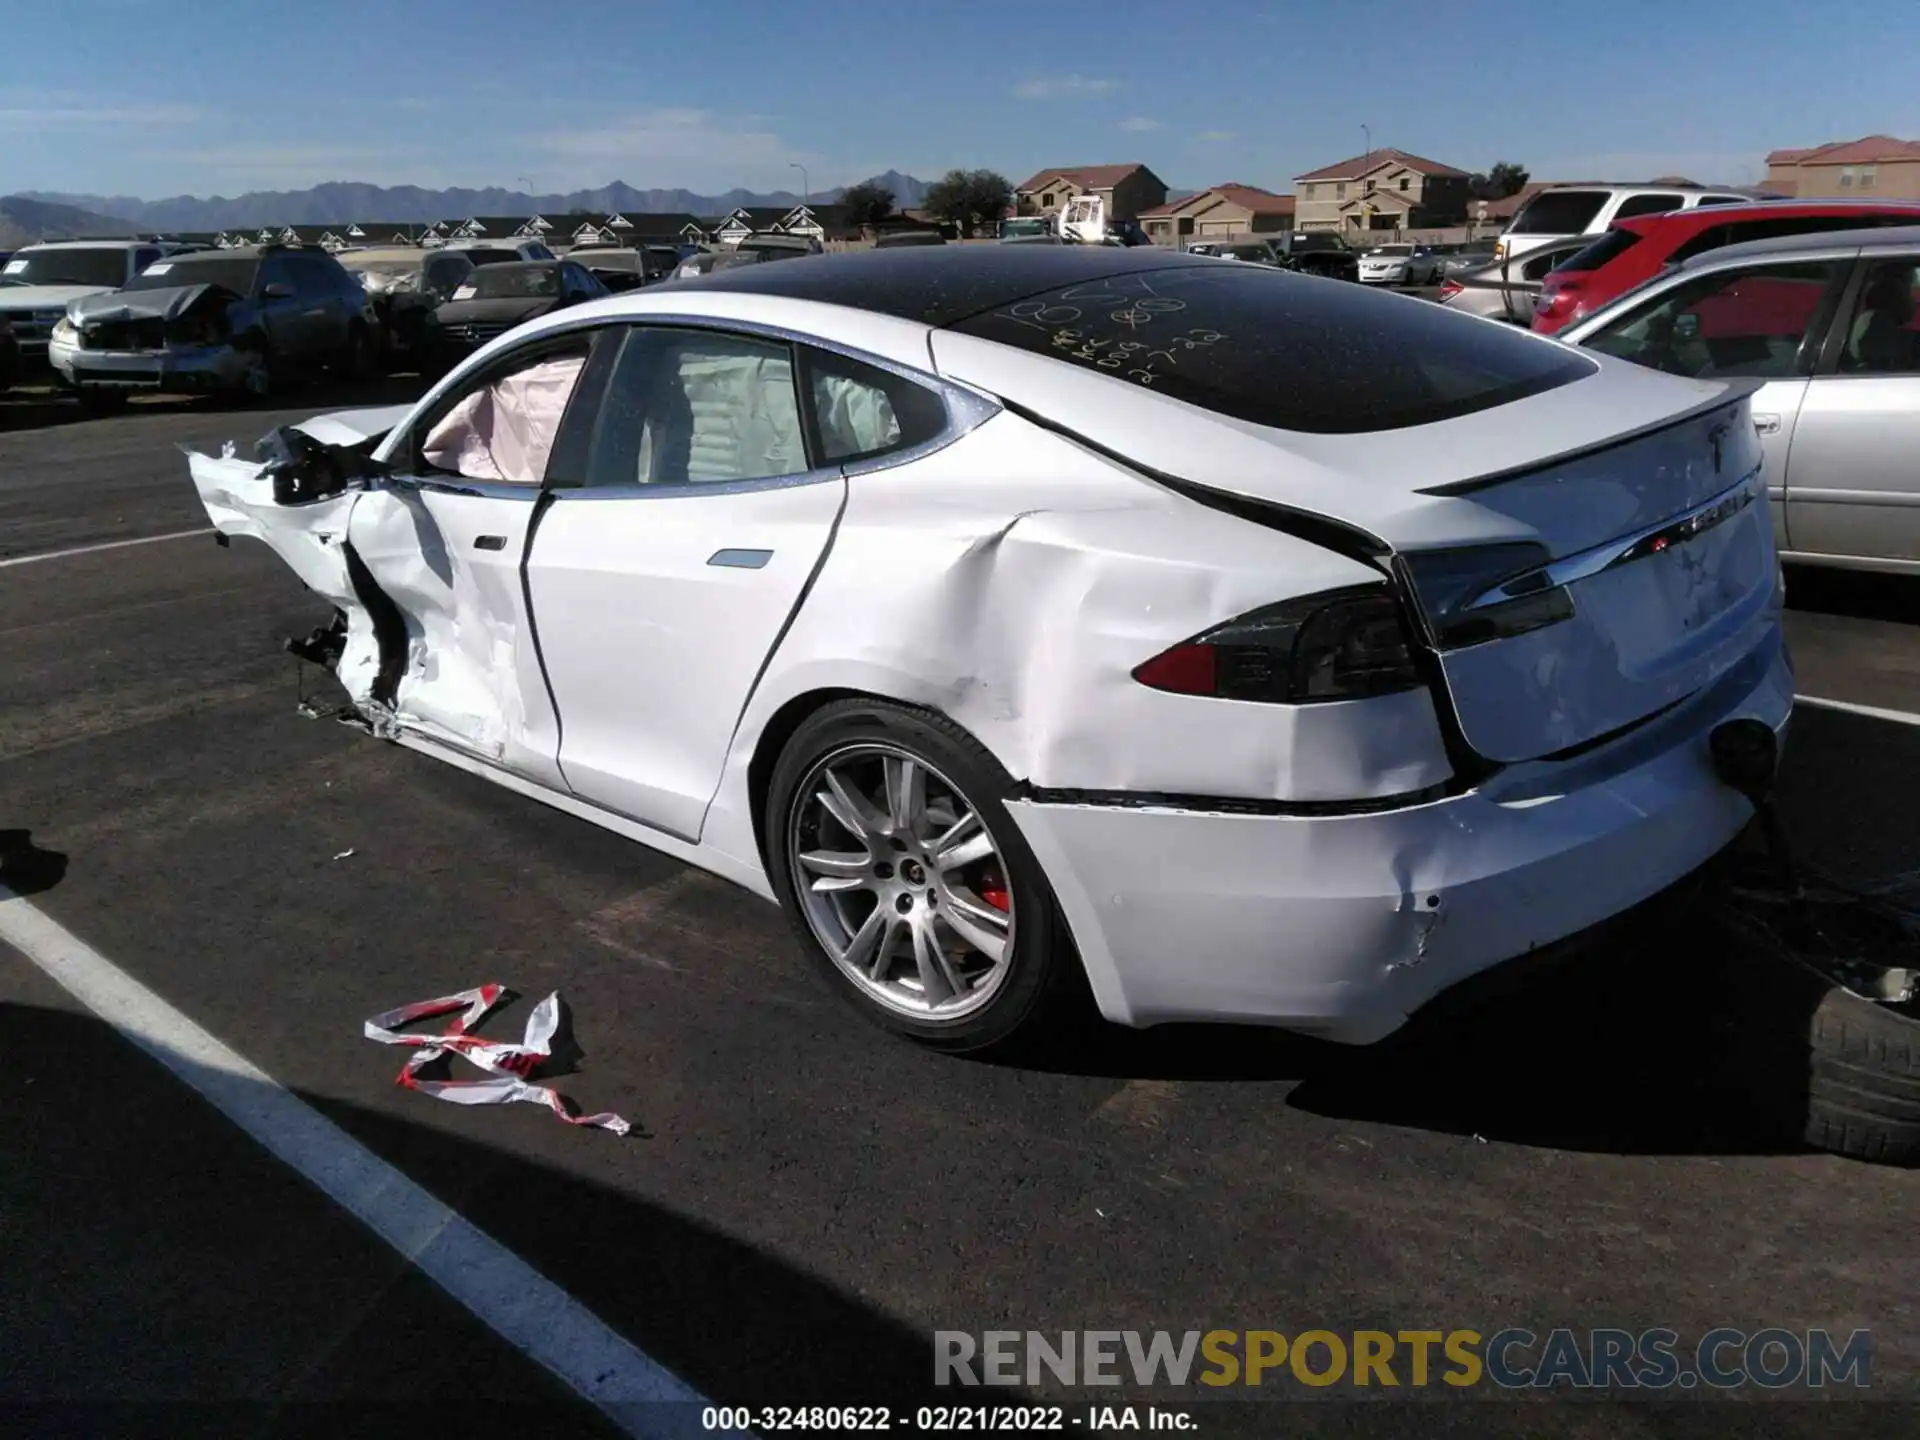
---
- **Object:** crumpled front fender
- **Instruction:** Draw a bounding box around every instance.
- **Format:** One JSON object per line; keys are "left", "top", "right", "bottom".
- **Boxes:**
{"left": 184, "top": 443, "right": 385, "bottom": 707}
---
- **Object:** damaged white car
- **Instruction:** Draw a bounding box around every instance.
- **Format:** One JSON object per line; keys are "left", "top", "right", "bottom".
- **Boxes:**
{"left": 186, "top": 247, "right": 1791, "bottom": 1052}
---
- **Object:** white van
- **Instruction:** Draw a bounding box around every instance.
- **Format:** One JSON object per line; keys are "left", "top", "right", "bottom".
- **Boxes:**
{"left": 1497, "top": 184, "right": 1756, "bottom": 264}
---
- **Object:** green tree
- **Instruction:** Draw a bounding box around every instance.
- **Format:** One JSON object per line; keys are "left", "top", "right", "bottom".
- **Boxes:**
{"left": 1468, "top": 162, "right": 1530, "bottom": 201}
{"left": 923, "top": 168, "right": 1014, "bottom": 237}
{"left": 840, "top": 181, "right": 896, "bottom": 228}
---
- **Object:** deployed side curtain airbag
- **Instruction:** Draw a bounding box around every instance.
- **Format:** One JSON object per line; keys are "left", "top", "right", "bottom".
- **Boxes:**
{"left": 635, "top": 341, "right": 805, "bottom": 486}
{"left": 812, "top": 372, "right": 902, "bottom": 460}
{"left": 422, "top": 355, "right": 586, "bottom": 483}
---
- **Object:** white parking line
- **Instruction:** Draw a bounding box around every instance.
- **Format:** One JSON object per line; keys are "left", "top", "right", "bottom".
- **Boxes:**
{"left": 0, "top": 887, "right": 715, "bottom": 1440}
{"left": 1795, "top": 694, "right": 1920, "bottom": 728}
{"left": 0, "top": 528, "right": 214, "bottom": 570}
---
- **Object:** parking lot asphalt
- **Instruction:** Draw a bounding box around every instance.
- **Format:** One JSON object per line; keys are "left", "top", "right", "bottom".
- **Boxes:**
{"left": 3, "top": 386, "right": 1919, "bottom": 1435}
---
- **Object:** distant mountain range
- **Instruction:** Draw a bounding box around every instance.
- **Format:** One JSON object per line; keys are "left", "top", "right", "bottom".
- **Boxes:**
{"left": 9, "top": 171, "right": 933, "bottom": 235}
{"left": 0, "top": 195, "right": 139, "bottom": 248}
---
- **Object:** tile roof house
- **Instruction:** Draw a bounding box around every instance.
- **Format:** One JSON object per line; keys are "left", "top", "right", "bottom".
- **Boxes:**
{"left": 1139, "top": 183, "right": 1295, "bottom": 246}
{"left": 1013, "top": 163, "right": 1169, "bottom": 225}
{"left": 1765, "top": 135, "right": 1920, "bottom": 200}
{"left": 1292, "top": 148, "right": 1470, "bottom": 233}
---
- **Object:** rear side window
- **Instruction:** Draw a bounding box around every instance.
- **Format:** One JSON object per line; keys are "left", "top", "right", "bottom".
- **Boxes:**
{"left": 1556, "top": 228, "right": 1643, "bottom": 274}
{"left": 1612, "top": 193, "right": 1685, "bottom": 220}
{"left": 1508, "top": 190, "right": 1607, "bottom": 235}
{"left": 802, "top": 349, "right": 948, "bottom": 463}
{"left": 949, "top": 265, "right": 1593, "bottom": 434}
{"left": 1671, "top": 213, "right": 1920, "bottom": 264}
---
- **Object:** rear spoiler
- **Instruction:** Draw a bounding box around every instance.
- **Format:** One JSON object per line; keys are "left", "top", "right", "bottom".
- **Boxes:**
{"left": 1416, "top": 380, "right": 1767, "bottom": 497}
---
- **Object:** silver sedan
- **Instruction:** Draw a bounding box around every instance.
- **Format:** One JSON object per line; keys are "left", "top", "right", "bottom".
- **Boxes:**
{"left": 1559, "top": 224, "right": 1920, "bottom": 574}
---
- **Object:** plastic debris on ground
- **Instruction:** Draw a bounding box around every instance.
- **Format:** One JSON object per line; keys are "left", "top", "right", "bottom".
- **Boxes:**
{"left": 363, "top": 983, "right": 630, "bottom": 1135}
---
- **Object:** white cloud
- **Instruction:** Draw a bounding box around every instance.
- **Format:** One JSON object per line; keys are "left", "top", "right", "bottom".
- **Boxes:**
{"left": 1013, "top": 75, "right": 1117, "bottom": 100}
{"left": 0, "top": 101, "right": 207, "bottom": 129}
{"left": 1198, "top": 130, "right": 1236, "bottom": 142}
{"left": 1119, "top": 116, "right": 1164, "bottom": 133}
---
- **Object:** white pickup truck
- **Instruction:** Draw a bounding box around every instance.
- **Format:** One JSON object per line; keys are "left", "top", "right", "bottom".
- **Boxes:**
{"left": 0, "top": 240, "right": 172, "bottom": 370}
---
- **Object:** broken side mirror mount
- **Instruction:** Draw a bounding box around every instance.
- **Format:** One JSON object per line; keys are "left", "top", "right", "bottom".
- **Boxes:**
{"left": 257, "top": 424, "right": 388, "bottom": 506}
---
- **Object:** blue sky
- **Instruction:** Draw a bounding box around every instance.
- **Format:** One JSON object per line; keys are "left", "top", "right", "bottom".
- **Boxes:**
{"left": 3, "top": 0, "right": 1917, "bottom": 200}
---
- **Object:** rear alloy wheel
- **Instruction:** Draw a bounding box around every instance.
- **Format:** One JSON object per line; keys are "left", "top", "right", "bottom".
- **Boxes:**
{"left": 768, "top": 700, "right": 1078, "bottom": 1052}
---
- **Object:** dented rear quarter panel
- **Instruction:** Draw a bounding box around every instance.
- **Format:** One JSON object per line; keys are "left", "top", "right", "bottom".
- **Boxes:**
{"left": 697, "top": 408, "right": 1456, "bottom": 876}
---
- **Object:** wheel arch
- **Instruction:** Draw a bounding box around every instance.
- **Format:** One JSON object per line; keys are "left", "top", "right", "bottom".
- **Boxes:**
{"left": 744, "top": 685, "right": 1018, "bottom": 870}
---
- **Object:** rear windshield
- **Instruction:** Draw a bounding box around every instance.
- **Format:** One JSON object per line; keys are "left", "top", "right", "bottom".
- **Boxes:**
{"left": 463, "top": 264, "right": 560, "bottom": 298}
{"left": 1288, "top": 233, "right": 1346, "bottom": 252}
{"left": 1508, "top": 190, "right": 1608, "bottom": 236}
{"left": 1556, "top": 227, "right": 1643, "bottom": 274}
{"left": 949, "top": 264, "right": 1593, "bottom": 433}
{"left": 126, "top": 256, "right": 259, "bottom": 293}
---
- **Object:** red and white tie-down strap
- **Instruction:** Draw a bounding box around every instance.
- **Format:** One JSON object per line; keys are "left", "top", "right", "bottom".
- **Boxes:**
{"left": 362, "top": 984, "right": 630, "bottom": 1136}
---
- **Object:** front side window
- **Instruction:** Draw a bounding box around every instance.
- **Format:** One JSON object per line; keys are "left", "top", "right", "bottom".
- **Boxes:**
{"left": 804, "top": 349, "right": 948, "bottom": 463}
{"left": 419, "top": 342, "right": 593, "bottom": 484}
{"left": 1555, "top": 227, "right": 1643, "bottom": 275}
{"left": 1581, "top": 261, "right": 1843, "bottom": 379}
{"left": 583, "top": 328, "right": 808, "bottom": 488}
{"left": 1838, "top": 260, "right": 1920, "bottom": 375}
{"left": 950, "top": 264, "right": 1593, "bottom": 433}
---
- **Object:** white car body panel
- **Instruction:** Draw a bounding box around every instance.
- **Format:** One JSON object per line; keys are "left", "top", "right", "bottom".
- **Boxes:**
{"left": 183, "top": 262, "right": 1790, "bottom": 1042}
{"left": 531, "top": 477, "right": 848, "bottom": 843}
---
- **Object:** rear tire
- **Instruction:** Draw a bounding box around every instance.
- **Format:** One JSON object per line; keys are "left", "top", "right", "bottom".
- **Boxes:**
{"left": 1724, "top": 945, "right": 1920, "bottom": 1165}
{"left": 76, "top": 387, "right": 127, "bottom": 416}
{"left": 765, "top": 698, "right": 1082, "bottom": 1054}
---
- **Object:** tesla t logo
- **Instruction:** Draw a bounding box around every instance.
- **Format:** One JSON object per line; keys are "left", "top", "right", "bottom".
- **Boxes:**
{"left": 1707, "top": 421, "right": 1730, "bottom": 474}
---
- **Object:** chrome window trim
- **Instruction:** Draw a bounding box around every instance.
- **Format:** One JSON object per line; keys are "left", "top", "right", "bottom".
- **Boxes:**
{"left": 1465, "top": 462, "right": 1764, "bottom": 611}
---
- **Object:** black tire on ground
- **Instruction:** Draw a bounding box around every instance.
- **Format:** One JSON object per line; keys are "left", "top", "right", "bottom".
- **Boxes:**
{"left": 336, "top": 323, "right": 378, "bottom": 380}
{"left": 76, "top": 388, "right": 128, "bottom": 416}
{"left": 1726, "top": 946, "right": 1920, "bottom": 1165}
{"left": 765, "top": 697, "right": 1084, "bottom": 1054}
{"left": 1806, "top": 983, "right": 1920, "bottom": 1164}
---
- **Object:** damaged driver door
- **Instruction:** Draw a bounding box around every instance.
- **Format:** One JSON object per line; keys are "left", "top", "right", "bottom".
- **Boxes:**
{"left": 350, "top": 331, "right": 601, "bottom": 787}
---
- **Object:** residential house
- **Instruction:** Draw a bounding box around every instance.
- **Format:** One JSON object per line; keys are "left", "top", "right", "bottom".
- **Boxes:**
{"left": 1765, "top": 136, "right": 1920, "bottom": 200}
{"left": 1138, "top": 183, "right": 1295, "bottom": 246}
{"left": 1013, "top": 164, "right": 1169, "bottom": 225}
{"left": 1292, "top": 148, "right": 1470, "bottom": 233}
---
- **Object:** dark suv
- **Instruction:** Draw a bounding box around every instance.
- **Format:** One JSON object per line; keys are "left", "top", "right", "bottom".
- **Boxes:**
{"left": 53, "top": 244, "right": 380, "bottom": 406}
{"left": 1263, "top": 231, "right": 1361, "bottom": 281}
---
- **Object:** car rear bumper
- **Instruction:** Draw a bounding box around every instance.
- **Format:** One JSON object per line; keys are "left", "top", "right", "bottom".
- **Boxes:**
{"left": 51, "top": 338, "right": 248, "bottom": 392}
{"left": 1006, "top": 626, "right": 1792, "bottom": 1044}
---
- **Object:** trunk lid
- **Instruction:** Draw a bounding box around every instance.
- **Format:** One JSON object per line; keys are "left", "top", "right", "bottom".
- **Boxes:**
{"left": 930, "top": 332, "right": 1778, "bottom": 764}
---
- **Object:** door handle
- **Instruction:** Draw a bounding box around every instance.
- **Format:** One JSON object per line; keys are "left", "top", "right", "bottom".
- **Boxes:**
{"left": 474, "top": 534, "right": 508, "bottom": 551}
{"left": 1753, "top": 414, "right": 1782, "bottom": 435}
{"left": 708, "top": 548, "right": 773, "bottom": 569}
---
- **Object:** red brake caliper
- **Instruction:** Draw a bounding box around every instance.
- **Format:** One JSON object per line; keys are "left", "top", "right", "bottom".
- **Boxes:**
{"left": 977, "top": 866, "right": 1011, "bottom": 913}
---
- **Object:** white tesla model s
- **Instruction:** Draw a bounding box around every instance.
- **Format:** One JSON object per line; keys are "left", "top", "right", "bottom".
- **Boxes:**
{"left": 187, "top": 247, "right": 1791, "bottom": 1052}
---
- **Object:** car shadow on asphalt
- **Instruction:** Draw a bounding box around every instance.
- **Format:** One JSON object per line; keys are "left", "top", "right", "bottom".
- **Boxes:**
{"left": 1784, "top": 563, "right": 1919, "bottom": 627}
{"left": 0, "top": 374, "right": 430, "bottom": 436}
{"left": 5, "top": 998, "right": 1896, "bottom": 1440}
{"left": 0, "top": 829, "right": 67, "bottom": 895}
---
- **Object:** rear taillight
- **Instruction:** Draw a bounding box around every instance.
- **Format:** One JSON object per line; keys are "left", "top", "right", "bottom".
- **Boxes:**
{"left": 1132, "top": 586, "right": 1422, "bottom": 704}
{"left": 1533, "top": 274, "right": 1584, "bottom": 324}
{"left": 1401, "top": 543, "right": 1574, "bottom": 649}
{"left": 1439, "top": 280, "right": 1463, "bottom": 301}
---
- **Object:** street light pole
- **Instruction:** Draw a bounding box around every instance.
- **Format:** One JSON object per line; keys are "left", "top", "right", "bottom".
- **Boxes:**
{"left": 1361, "top": 123, "right": 1371, "bottom": 161}
{"left": 790, "top": 162, "right": 809, "bottom": 209}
